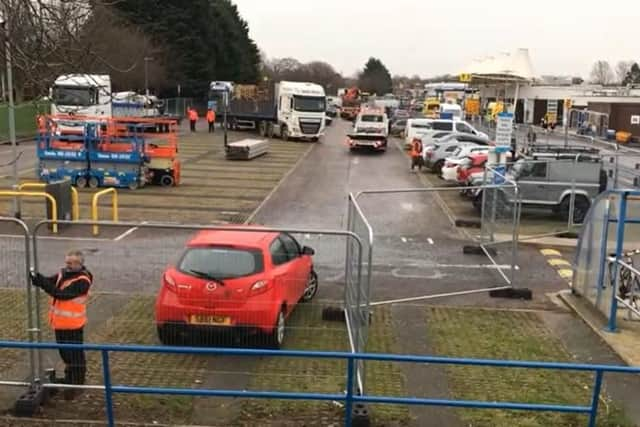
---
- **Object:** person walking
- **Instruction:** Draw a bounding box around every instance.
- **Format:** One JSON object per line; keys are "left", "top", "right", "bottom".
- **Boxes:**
{"left": 30, "top": 249, "right": 92, "bottom": 401}
{"left": 409, "top": 137, "right": 424, "bottom": 171}
{"left": 206, "top": 108, "right": 216, "bottom": 133}
{"left": 188, "top": 107, "right": 198, "bottom": 132}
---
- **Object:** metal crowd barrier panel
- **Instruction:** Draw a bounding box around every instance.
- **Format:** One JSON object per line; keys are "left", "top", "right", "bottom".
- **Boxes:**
{"left": 30, "top": 219, "right": 364, "bottom": 388}
{"left": 0, "top": 217, "right": 36, "bottom": 384}
{"left": 1, "top": 339, "right": 637, "bottom": 427}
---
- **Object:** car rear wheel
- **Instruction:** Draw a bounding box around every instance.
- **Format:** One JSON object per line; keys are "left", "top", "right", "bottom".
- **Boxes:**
{"left": 558, "top": 195, "right": 590, "bottom": 224}
{"left": 433, "top": 160, "right": 445, "bottom": 174}
{"left": 265, "top": 310, "right": 286, "bottom": 349}
{"left": 157, "top": 324, "right": 181, "bottom": 346}
{"left": 301, "top": 270, "right": 319, "bottom": 302}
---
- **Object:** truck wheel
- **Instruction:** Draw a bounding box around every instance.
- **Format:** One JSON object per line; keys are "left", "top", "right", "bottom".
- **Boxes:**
{"left": 258, "top": 121, "right": 267, "bottom": 137}
{"left": 75, "top": 176, "right": 87, "bottom": 188}
{"left": 281, "top": 126, "right": 290, "bottom": 141}
{"left": 88, "top": 177, "right": 99, "bottom": 189}
{"left": 128, "top": 180, "right": 139, "bottom": 190}
{"left": 160, "top": 174, "right": 175, "bottom": 187}
{"left": 267, "top": 123, "right": 275, "bottom": 138}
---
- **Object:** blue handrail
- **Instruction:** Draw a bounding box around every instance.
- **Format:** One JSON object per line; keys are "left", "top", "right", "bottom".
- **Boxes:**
{"left": 2, "top": 340, "right": 639, "bottom": 427}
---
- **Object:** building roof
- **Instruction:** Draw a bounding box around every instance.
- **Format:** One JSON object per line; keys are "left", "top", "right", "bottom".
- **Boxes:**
{"left": 460, "top": 49, "right": 536, "bottom": 82}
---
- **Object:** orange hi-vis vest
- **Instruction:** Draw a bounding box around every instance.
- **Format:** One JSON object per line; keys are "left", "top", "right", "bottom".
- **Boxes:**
{"left": 48, "top": 273, "right": 91, "bottom": 330}
{"left": 206, "top": 110, "right": 215, "bottom": 123}
{"left": 410, "top": 140, "right": 423, "bottom": 157}
{"left": 188, "top": 109, "right": 198, "bottom": 121}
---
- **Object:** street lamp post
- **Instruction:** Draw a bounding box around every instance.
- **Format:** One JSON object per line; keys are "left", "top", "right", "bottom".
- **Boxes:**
{"left": 144, "top": 56, "right": 153, "bottom": 96}
{"left": 1, "top": 15, "right": 19, "bottom": 217}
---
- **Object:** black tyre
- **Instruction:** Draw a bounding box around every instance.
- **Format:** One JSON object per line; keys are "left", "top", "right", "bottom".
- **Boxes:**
{"left": 558, "top": 195, "right": 590, "bottom": 223}
{"left": 265, "top": 309, "right": 286, "bottom": 349}
{"left": 157, "top": 325, "right": 181, "bottom": 346}
{"left": 88, "top": 176, "right": 99, "bottom": 189}
{"left": 75, "top": 176, "right": 87, "bottom": 188}
{"left": 258, "top": 121, "right": 267, "bottom": 137}
{"left": 267, "top": 123, "right": 275, "bottom": 138}
{"left": 432, "top": 159, "right": 445, "bottom": 174}
{"left": 128, "top": 180, "right": 139, "bottom": 190}
{"left": 301, "top": 270, "right": 319, "bottom": 302}
{"left": 281, "top": 126, "right": 289, "bottom": 141}
{"left": 160, "top": 174, "right": 175, "bottom": 187}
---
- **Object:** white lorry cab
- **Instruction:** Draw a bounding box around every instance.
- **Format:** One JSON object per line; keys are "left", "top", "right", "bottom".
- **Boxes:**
{"left": 277, "top": 81, "right": 326, "bottom": 140}
{"left": 50, "top": 74, "right": 112, "bottom": 117}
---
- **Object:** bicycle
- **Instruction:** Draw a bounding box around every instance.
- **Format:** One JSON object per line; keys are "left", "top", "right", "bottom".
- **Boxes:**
{"left": 608, "top": 249, "right": 640, "bottom": 311}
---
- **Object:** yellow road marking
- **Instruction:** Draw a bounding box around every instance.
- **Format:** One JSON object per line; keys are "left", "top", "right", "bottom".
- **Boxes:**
{"left": 540, "top": 249, "right": 562, "bottom": 257}
{"left": 548, "top": 258, "right": 571, "bottom": 266}
{"left": 558, "top": 269, "right": 573, "bottom": 279}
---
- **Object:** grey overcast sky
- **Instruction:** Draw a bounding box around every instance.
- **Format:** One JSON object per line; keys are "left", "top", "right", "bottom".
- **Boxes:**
{"left": 233, "top": 0, "right": 638, "bottom": 78}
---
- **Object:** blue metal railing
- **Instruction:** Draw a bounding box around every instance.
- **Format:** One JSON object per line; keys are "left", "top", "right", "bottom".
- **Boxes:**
{"left": 2, "top": 341, "right": 640, "bottom": 427}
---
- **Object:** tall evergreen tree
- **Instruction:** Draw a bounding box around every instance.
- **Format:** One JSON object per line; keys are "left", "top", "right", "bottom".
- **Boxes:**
{"left": 112, "top": 0, "right": 260, "bottom": 97}
{"left": 358, "top": 58, "right": 393, "bottom": 95}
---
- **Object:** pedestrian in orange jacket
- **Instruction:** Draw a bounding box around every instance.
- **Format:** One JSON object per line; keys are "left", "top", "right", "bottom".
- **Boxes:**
{"left": 206, "top": 109, "right": 216, "bottom": 133}
{"left": 188, "top": 107, "right": 198, "bottom": 132}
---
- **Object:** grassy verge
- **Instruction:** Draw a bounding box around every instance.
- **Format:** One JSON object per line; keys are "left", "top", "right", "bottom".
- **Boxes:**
{"left": 426, "top": 306, "right": 631, "bottom": 427}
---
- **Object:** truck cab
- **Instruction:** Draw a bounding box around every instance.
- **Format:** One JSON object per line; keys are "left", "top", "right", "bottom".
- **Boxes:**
{"left": 276, "top": 81, "right": 327, "bottom": 141}
{"left": 50, "top": 74, "right": 112, "bottom": 117}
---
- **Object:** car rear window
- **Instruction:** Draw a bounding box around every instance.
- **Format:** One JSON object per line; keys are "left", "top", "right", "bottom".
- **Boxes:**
{"left": 179, "top": 247, "right": 264, "bottom": 279}
{"left": 361, "top": 115, "right": 383, "bottom": 122}
{"left": 432, "top": 122, "right": 453, "bottom": 131}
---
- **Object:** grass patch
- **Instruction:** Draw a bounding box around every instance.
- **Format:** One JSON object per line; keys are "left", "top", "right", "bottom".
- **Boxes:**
{"left": 239, "top": 303, "right": 348, "bottom": 425}
{"left": 426, "top": 306, "right": 632, "bottom": 427}
{"left": 366, "top": 306, "right": 412, "bottom": 425}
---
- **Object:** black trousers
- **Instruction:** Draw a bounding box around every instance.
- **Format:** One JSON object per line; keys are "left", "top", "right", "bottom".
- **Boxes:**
{"left": 55, "top": 328, "right": 86, "bottom": 385}
{"left": 208, "top": 121, "right": 215, "bottom": 133}
{"left": 190, "top": 120, "right": 196, "bottom": 132}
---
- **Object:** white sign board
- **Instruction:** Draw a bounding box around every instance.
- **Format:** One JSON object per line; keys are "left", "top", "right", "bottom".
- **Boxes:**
{"left": 495, "top": 112, "right": 514, "bottom": 146}
{"left": 631, "top": 115, "right": 640, "bottom": 125}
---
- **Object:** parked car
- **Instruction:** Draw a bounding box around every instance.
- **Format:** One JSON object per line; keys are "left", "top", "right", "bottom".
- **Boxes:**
{"left": 393, "top": 109, "right": 411, "bottom": 120}
{"left": 440, "top": 145, "right": 490, "bottom": 181}
{"left": 423, "top": 134, "right": 492, "bottom": 173}
{"left": 389, "top": 119, "right": 407, "bottom": 136}
{"left": 457, "top": 153, "right": 489, "bottom": 185}
{"left": 155, "top": 227, "right": 319, "bottom": 349}
{"left": 405, "top": 118, "right": 488, "bottom": 148}
{"left": 471, "top": 146, "right": 607, "bottom": 223}
{"left": 326, "top": 104, "right": 338, "bottom": 118}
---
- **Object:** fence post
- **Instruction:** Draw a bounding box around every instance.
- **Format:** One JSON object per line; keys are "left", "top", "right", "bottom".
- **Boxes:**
{"left": 608, "top": 192, "right": 628, "bottom": 332}
{"left": 588, "top": 370, "right": 604, "bottom": 427}
{"left": 344, "top": 357, "right": 355, "bottom": 427}
{"left": 101, "top": 350, "right": 116, "bottom": 427}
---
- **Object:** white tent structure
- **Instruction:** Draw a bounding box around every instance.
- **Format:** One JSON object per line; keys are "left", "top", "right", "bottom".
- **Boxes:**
{"left": 459, "top": 48, "right": 537, "bottom": 114}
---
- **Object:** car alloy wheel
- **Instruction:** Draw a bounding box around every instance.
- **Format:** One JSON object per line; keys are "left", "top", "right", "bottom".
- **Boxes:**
{"left": 302, "top": 270, "right": 319, "bottom": 302}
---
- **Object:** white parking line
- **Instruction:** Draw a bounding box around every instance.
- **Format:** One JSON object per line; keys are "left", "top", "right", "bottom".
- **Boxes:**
{"left": 401, "top": 237, "right": 407, "bottom": 243}
{"left": 113, "top": 221, "right": 148, "bottom": 242}
{"left": 427, "top": 238, "right": 434, "bottom": 245}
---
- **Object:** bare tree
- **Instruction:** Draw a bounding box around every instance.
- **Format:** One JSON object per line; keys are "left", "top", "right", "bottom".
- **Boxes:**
{"left": 616, "top": 60, "right": 635, "bottom": 84}
{"left": 590, "top": 60, "right": 614, "bottom": 85}
{"left": 0, "top": 0, "right": 168, "bottom": 101}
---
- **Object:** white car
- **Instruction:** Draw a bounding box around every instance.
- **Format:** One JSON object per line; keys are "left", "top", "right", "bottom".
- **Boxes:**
{"left": 440, "top": 145, "right": 490, "bottom": 182}
{"left": 405, "top": 118, "right": 487, "bottom": 148}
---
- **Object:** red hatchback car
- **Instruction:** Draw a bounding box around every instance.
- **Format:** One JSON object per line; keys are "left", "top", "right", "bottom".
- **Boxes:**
{"left": 155, "top": 227, "right": 318, "bottom": 349}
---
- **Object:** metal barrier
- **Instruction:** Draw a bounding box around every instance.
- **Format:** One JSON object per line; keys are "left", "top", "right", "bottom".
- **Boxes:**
{"left": 0, "top": 217, "right": 36, "bottom": 385}
{"left": 17, "top": 182, "right": 79, "bottom": 221}
{"left": 91, "top": 188, "right": 118, "bottom": 235}
{"left": 30, "top": 219, "right": 364, "bottom": 393}
{"left": 1, "top": 339, "right": 637, "bottom": 427}
{"left": 0, "top": 191, "right": 57, "bottom": 233}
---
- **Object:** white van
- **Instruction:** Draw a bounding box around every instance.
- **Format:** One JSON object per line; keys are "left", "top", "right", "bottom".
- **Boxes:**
{"left": 440, "top": 103, "right": 463, "bottom": 119}
{"left": 404, "top": 118, "right": 488, "bottom": 147}
{"left": 355, "top": 107, "right": 389, "bottom": 137}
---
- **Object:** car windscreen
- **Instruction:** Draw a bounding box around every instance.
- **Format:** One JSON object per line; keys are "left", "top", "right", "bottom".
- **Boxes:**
{"left": 52, "top": 86, "right": 98, "bottom": 106}
{"left": 293, "top": 96, "right": 326, "bottom": 112}
{"left": 179, "top": 247, "right": 264, "bottom": 279}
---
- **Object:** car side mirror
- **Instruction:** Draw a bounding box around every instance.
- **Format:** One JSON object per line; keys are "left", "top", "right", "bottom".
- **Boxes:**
{"left": 301, "top": 246, "right": 315, "bottom": 256}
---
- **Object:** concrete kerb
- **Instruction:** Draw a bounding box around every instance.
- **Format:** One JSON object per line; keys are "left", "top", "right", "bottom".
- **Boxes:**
{"left": 557, "top": 290, "right": 640, "bottom": 367}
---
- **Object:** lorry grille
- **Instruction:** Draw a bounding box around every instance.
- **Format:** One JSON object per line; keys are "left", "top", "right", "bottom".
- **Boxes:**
{"left": 299, "top": 120, "right": 321, "bottom": 135}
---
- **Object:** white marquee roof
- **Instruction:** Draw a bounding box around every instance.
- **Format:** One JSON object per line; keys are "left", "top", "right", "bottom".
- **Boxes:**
{"left": 460, "top": 48, "right": 536, "bottom": 82}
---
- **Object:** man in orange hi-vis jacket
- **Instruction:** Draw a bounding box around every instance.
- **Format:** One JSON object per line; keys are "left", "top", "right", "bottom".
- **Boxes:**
{"left": 31, "top": 249, "right": 92, "bottom": 400}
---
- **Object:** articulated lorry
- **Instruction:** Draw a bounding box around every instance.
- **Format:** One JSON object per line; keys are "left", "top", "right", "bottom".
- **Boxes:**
{"left": 50, "top": 74, "right": 181, "bottom": 126}
{"left": 209, "top": 80, "right": 327, "bottom": 141}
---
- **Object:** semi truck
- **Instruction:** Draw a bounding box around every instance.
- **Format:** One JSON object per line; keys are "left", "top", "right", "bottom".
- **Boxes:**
{"left": 209, "top": 80, "right": 327, "bottom": 141}
{"left": 50, "top": 74, "right": 181, "bottom": 125}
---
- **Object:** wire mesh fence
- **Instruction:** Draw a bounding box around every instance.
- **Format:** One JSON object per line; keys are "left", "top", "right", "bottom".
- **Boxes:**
{"left": 27, "top": 220, "right": 360, "bottom": 423}
{"left": 161, "top": 98, "right": 193, "bottom": 119}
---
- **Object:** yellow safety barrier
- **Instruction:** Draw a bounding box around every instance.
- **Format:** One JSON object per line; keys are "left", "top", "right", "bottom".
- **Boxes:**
{"left": 0, "top": 191, "right": 58, "bottom": 233}
{"left": 91, "top": 188, "right": 119, "bottom": 236}
{"left": 18, "top": 182, "right": 79, "bottom": 221}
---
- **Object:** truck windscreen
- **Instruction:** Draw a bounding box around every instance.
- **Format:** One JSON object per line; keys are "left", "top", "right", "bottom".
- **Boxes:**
{"left": 52, "top": 86, "right": 98, "bottom": 107}
{"left": 293, "top": 96, "right": 326, "bottom": 112}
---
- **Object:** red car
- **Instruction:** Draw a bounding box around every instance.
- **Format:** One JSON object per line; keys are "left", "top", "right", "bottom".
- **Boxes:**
{"left": 155, "top": 227, "right": 318, "bottom": 349}
{"left": 457, "top": 153, "right": 488, "bottom": 184}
